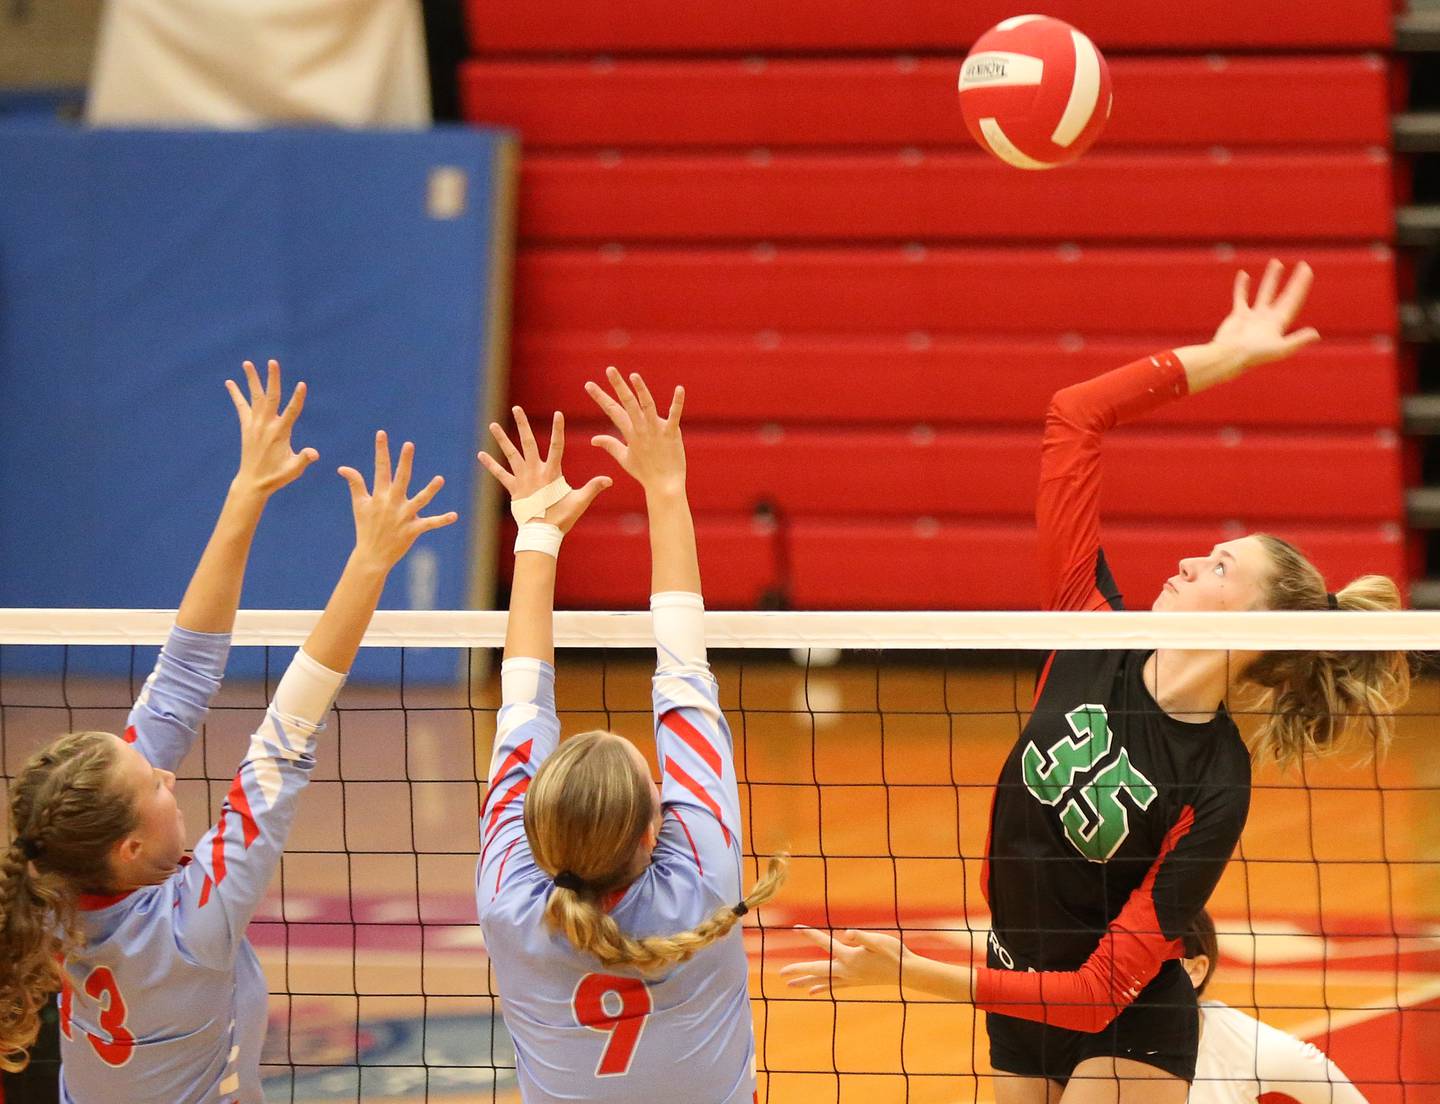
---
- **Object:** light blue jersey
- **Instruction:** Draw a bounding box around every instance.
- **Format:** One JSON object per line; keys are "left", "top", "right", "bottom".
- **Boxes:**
{"left": 477, "top": 594, "right": 756, "bottom": 1104}
{"left": 58, "top": 628, "right": 344, "bottom": 1104}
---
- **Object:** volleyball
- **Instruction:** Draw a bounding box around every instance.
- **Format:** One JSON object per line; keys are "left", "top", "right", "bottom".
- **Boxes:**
{"left": 958, "top": 14, "right": 1112, "bottom": 170}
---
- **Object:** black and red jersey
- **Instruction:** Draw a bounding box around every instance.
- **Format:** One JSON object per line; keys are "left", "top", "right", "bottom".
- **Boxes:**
{"left": 972, "top": 352, "right": 1252, "bottom": 1032}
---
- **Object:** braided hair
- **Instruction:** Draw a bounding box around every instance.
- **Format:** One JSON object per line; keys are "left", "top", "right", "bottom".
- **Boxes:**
{"left": 1, "top": 732, "right": 138, "bottom": 1071}
{"left": 524, "top": 731, "right": 786, "bottom": 972}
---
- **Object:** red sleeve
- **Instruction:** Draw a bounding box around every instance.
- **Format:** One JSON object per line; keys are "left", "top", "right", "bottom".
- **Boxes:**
{"left": 972, "top": 809, "right": 1192, "bottom": 1032}
{"left": 1038, "top": 352, "right": 1189, "bottom": 612}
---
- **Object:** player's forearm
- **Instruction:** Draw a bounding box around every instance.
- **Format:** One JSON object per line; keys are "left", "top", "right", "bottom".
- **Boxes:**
{"left": 302, "top": 553, "right": 391, "bottom": 674}
{"left": 174, "top": 481, "right": 271, "bottom": 633}
{"left": 647, "top": 487, "right": 701, "bottom": 596}
{"left": 1173, "top": 341, "right": 1250, "bottom": 396}
{"left": 899, "top": 947, "right": 976, "bottom": 1003}
{"left": 504, "top": 552, "right": 557, "bottom": 665}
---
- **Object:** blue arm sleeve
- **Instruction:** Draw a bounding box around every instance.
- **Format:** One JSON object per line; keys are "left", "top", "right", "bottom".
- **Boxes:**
{"left": 476, "top": 659, "right": 562, "bottom": 910}
{"left": 651, "top": 592, "right": 743, "bottom": 905}
{"left": 173, "top": 648, "right": 344, "bottom": 970}
{"left": 124, "top": 627, "right": 231, "bottom": 772}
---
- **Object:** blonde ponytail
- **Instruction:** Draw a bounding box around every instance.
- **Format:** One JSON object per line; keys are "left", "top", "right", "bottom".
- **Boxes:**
{"left": 1245, "top": 537, "right": 1411, "bottom": 767}
{"left": 523, "top": 730, "right": 787, "bottom": 972}
{"left": 1, "top": 732, "right": 137, "bottom": 1071}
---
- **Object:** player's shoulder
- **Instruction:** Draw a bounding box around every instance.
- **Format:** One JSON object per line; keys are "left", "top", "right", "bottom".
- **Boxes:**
{"left": 1199, "top": 723, "right": 1252, "bottom": 787}
{"left": 615, "top": 854, "right": 724, "bottom": 933}
{"left": 75, "top": 881, "right": 179, "bottom": 960}
{"left": 478, "top": 863, "right": 551, "bottom": 926}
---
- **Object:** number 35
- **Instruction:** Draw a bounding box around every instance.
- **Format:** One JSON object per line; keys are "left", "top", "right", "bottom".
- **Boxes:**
{"left": 572, "top": 973, "right": 653, "bottom": 1076}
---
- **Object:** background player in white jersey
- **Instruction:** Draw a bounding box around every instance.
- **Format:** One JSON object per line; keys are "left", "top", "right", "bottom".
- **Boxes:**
{"left": 1182, "top": 910, "right": 1369, "bottom": 1104}
{"left": 475, "top": 368, "right": 786, "bottom": 1103}
{"left": 0, "top": 360, "right": 457, "bottom": 1103}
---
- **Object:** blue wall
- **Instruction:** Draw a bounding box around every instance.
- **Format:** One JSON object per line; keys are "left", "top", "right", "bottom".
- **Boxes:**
{"left": 0, "top": 123, "right": 515, "bottom": 680}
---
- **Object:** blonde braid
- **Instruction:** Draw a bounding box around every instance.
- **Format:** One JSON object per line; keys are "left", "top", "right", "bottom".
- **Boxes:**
{"left": 544, "top": 856, "right": 789, "bottom": 973}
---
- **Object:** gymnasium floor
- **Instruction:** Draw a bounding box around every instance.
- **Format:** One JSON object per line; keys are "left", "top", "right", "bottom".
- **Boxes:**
{"left": 3, "top": 652, "right": 1436, "bottom": 1102}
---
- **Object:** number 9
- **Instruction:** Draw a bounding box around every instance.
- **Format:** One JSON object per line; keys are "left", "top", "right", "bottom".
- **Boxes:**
{"left": 572, "top": 973, "right": 653, "bottom": 1077}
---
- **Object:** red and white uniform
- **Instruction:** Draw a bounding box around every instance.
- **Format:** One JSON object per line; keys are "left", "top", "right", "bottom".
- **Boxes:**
{"left": 1192, "top": 1001, "right": 1369, "bottom": 1104}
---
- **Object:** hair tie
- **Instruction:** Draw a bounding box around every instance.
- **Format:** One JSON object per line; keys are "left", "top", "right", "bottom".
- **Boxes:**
{"left": 553, "top": 870, "right": 586, "bottom": 892}
{"left": 1326, "top": 592, "right": 1340, "bottom": 610}
{"left": 14, "top": 836, "right": 42, "bottom": 862}
{"left": 732, "top": 901, "right": 749, "bottom": 918}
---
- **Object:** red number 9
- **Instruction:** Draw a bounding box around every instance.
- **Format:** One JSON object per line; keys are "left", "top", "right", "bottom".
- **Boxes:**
{"left": 572, "top": 973, "right": 653, "bottom": 1077}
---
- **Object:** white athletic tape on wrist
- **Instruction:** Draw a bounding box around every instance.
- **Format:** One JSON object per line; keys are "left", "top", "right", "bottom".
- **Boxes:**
{"left": 515, "top": 521, "right": 563, "bottom": 558}
{"left": 510, "top": 476, "right": 572, "bottom": 525}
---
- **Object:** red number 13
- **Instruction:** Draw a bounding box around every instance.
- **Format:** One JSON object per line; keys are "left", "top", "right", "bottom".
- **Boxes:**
{"left": 572, "top": 973, "right": 653, "bottom": 1076}
{"left": 59, "top": 966, "right": 134, "bottom": 1067}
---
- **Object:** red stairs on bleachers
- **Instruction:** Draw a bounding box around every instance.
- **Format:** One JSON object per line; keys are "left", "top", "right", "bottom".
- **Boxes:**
{"left": 462, "top": 0, "right": 1407, "bottom": 610}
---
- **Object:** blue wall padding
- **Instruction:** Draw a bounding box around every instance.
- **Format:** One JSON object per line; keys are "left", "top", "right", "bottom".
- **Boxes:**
{"left": 0, "top": 123, "right": 515, "bottom": 680}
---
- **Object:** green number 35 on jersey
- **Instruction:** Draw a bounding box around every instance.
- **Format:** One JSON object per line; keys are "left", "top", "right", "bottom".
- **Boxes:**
{"left": 1021, "top": 704, "right": 1158, "bottom": 862}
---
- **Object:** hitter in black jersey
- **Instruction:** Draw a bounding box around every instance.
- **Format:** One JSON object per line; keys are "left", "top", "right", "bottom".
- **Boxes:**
{"left": 782, "top": 261, "right": 1411, "bottom": 1103}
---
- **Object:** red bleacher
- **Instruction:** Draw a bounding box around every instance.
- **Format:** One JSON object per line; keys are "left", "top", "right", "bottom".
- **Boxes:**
{"left": 540, "top": 426, "right": 1402, "bottom": 521}
{"left": 516, "top": 247, "right": 1396, "bottom": 337}
{"left": 462, "top": 57, "right": 1390, "bottom": 149}
{"left": 785, "top": 522, "right": 1406, "bottom": 609}
{"left": 466, "top": 2, "right": 1407, "bottom": 610}
{"left": 466, "top": 0, "right": 1393, "bottom": 52}
{"left": 518, "top": 152, "right": 1392, "bottom": 243}
{"left": 536, "top": 519, "right": 1405, "bottom": 610}
{"left": 512, "top": 337, "right": 1399, "bottom": 430}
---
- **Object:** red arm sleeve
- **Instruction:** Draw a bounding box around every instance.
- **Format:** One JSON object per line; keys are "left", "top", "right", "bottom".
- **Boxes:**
{"left": 1038, "top": 352, "right": 1189, "bottom": 612}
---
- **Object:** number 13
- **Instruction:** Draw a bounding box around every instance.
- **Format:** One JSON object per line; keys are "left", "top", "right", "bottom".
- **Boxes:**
{"left": 572, "top": 973, "right": 653, "bottom": 1076}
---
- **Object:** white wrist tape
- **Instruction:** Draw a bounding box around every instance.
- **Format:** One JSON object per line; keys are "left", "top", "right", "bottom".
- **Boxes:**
{"left": 510, "top": 476, "right": 572, "bottom": 525}
{"left": 515, "top": 521, "right": 563, "bottom": 558}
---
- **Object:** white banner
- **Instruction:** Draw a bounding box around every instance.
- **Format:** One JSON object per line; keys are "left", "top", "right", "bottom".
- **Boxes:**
{"left": 87, "top": 0, "right": 430, "bottom": 127}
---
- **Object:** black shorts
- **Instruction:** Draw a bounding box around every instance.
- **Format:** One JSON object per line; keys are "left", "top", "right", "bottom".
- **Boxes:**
{"left": 986, "top": 959, "right": 1199, "bottom": 1084}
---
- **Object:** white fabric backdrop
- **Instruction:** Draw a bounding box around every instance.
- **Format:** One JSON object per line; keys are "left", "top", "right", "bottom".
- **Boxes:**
{"left": 87, "top": 0, "right": 430, "bottom": 127}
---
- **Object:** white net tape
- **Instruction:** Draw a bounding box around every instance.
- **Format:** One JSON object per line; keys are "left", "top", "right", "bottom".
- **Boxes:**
{"left": 0, "top": 607, "right": 1436, "bottom": 650}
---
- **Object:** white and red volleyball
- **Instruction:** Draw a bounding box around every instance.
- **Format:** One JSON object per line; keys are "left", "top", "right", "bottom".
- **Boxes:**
{"left": 958, "top": 15, "right": 1112, "bottom": 170}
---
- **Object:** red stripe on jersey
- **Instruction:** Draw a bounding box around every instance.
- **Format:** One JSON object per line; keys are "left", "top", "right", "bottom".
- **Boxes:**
{"left": 210, "top": 807, "right": 230, "bottom": 891}
{"left": 198, "top": 875, "right": 212, "bottom": 908}
{"left": 494, "top": 838, "right": 519, "bottom": 894}
{"left": 227, "top": 774, "right": 260, "bottom": 849}
{"left": 669, "top": 807, "right": 703, "bottom": 875}
{"left": 665, "top": 760, "right": 732, "bottom": 847}
{"left": 979, "top": 793, "right": 996, "bottom": 907}
{"left": 122, "top": 725, "right": 138, "bottom": 744}
{"left": 482, "top": 739, "right": 533, "bottom": 810}
{"left": 1030, "top": 651, "right": 1057, "bottom": 709}
{"left": 973, "top": 805, "right": 1195, "bottom": 1032}
{"left": 484, "top": 776, "right": 531, "bottom": 843}
{"left": 660, "top": 709, "right": 722, "bottom": 778}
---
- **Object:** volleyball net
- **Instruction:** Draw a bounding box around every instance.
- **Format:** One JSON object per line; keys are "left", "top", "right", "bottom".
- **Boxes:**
{"left": 1, "top": 610, "right": 1435, "bottom": 1103}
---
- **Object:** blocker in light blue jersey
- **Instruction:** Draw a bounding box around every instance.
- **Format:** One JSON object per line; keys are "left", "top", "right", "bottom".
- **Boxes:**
{"left": 57, "top": 626, "right": 344, "bottom": 1104}
{"left": 477, "top": 593, "right": 756, "bottom": 1104}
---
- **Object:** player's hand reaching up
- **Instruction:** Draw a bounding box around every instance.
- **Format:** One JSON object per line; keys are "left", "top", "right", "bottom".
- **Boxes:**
{"left": 225, "top": 359, "right": 319, "bottom": 497}
{"left": 339, "top": 432, "right": 458, "bottom": 571}
{"left": 1211, "top": 259, "right": 1321, "bottom": 375}
{"left": 586, "top": 367, "right": 687, "bottom": 498}
{"left": 479, "top": 406, "right": 612, "bottom": 534}
{"left": 780, "top": 927, "right": 905, "bottom": 995}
